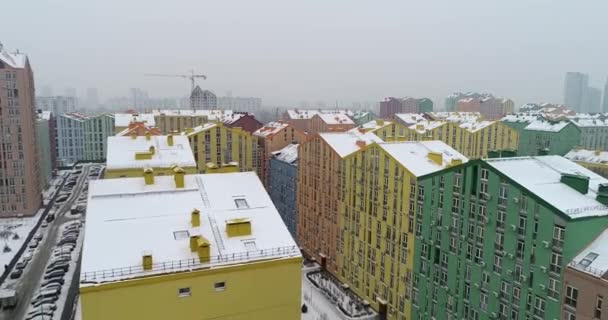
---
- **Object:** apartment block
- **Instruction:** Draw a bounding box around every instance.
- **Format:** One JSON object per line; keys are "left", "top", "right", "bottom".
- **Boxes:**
{"left": 297, "top": 130, "right": 382, "bottom": 275}
{"left": 151, "top": 110, "right": 237, "bottom": 134}
{"left": 36, "top": 111, "right": 53, "bottom": 189}
{"left": 565, "top": 148, "right": 608, "bottom": 178}
{"left": 56, "top": 113, "right": 114, "bottom": 165}
{"left": 569, "top": 115, "right": 608, "bottom": 151}
{"left": 184, "top": 122, "right": 258, "bottom": 174}
{"left": 114, "top": 113, "right": 156, "bottom": 134}
{"left": 352, "top": 111, "right": 376, "bottom": 126}
{"left": 379, "top": 97, "right": 433, "bottom": 119}
{"left": 219, "top": 112, "right": 263, "bottom": 134}
{"left": 355, "top": 119, "right": 408, "bottom": 142}
{"left": 282, "top": 109, "right": 354, "bottom": 133}
{"left": 80, "top": 171, "right": 301, "bottom": 320}
{"left": 104, "top": 134, "right": 197, "bottom": 178}
{"left": 502, "top": 117, "right": 581, "bottom": 156}
{"left": 456, "top": 97, "right": 514, "bottom": 120}
{"left": 309, "top": 113, "right": 356, "bottom": 134}
{"left": 83, "top": 114, "right": 114, "bottom": 161}
{"left": 338, "top": 141, "right": 467, "bottom": 320}
{"left": 445, "top": 92, "right": 493, "bottom": 112}
{"left": 217, "top": 96, "right": 262, "bottom": 114}
{"left": 562, "top": 228, "right": 608, "bottom": 320}
{"left": 269, "top": 143, "right": 298, "bottom": 239}
{"left": 253, "top": 122, "right": 307, "bottom": 185}
{"left": 36, "top": 95, "right": 77, "bottom": 114}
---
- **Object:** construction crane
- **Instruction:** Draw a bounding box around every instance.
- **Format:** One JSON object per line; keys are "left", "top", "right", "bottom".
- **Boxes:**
{"left": 145, "top": 70, "right": 207, "bottom": 110}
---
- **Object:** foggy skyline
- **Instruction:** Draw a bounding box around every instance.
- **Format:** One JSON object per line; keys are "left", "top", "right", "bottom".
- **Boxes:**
{"left": 3, "top": 0, "right": 608, "bottom": 107}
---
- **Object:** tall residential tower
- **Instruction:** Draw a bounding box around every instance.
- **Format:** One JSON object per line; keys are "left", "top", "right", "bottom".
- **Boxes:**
{"left": 564, "top": 72, "right": 589, "bottom": 112}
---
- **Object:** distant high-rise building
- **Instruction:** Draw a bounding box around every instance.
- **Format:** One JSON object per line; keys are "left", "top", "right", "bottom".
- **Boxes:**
{"left": 564, "top": 72, "right": 589, "bottom": 112}
{"left": 217, "top": 96, "right": 262, "bottom": 113}
{"left": 379, "top": 97, "right": 433, "bottom": 118}
{"left": 586, "top": 87, "right": 603, "bottom": 113}
{"left": 86, "top": 87, "right": 99, "bottom": 109}
{"left": 603, "top": 78, "right": 608, "bottom": 112}
{"left": 190, "top": 85, "right": 217, "bottom": 109}
{"left": 36, "top": 96, "right": 77, "bottom": 114}
{"left": 445, "top": 92, "right": 493, "bottom": 111}
{"left": 129, "top": 88, "right": 149, "bottom": 110}
{"left": 0, "top": 44, "right": 42, "bottom": 216}
{"left": 41, "top": 85, "right": 53, "bottom": 96}
{"left": 64, "top": 87, "right": 77, "bottom": 98}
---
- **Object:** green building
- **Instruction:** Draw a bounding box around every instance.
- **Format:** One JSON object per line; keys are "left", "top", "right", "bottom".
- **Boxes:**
{"left": 352, "top": 111, "right": 376, "bottom": 126}
{"left": 569, "top": 116, "right": 608, "bottom": 151}
{"left": 36, "top": 114, "right": 53, "bottom": 189}
{"left": 83, "top": 113, "right": 115, "bottom": 161}
{"left": 502, "top": 116, "right": 581, "bottom": 156}
{"left": 418, "top": 98, "right": 433, "bottom": 113}
{"left": 412, "top": 155, "right": 608, "bottom": 320}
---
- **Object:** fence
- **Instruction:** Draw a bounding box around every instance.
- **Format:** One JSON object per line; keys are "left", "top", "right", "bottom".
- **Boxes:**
{"left": 81, "top": 245, "right": 300, "bottom": 283}
{"left": 569, "top": 259, "right": 608, "bottom": 278}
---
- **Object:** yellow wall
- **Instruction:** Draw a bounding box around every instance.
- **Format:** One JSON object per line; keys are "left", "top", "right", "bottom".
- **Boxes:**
{"left": 104, "top": 166, "right": 198, "bottom": 179}
{"left": 156, "top": 115, "right": 209, "bottom": 134}
{"left": 186, "top": 124, "right": 258, "bottom": 174}
{"left": 574, "top": 161, "right": 608, "bottom": 178}
{"left": 80, "top": 257, "right": 302, "bottom": 320}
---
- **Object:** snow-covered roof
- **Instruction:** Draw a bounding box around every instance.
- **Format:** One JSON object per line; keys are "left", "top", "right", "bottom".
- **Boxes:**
{"left": 106, "top": 135, "right": 196, "bottom": 170}
{"left": 352, "top": 111, "right": 371, "bottom": 119}
{"left": 115, "top": 113, "right": 156, "bottom": 127}
{"left": 59, "top": 112, "right": 90, "bottom": 122}
{"left": 379, "top": 141, "right": 467, "bottom": 177}
{"left": 501, "top": 113, "right": 539, "bottom": 123}
{"left": 565, "top": 149, "right": 608, "bottom": 164}
{"left": 317, "top": 113, "right": 355, "bottom": 125}
{"left": 459, "top": 120, "right": 495, "bottom": 132}
{"left": 319, "top": 131, "right": 383, "bottom": 158}
{"left": 253, "top": 122, "right": 289, "bottom": 137}
{"left": 427, "top": 112, "right": 481, "bottom": 123}
{"left": 219, "top": 113, "right": 246, "bottom": 125}
{"left": 286, "top": 109, "right": 354, "bottom": 120}
{"left": 356, "top": 119, "right": 392, "bottom": 131}
{"left": 524, "top": 119, "right": 570, "bottom": 132}
{"left": 394, "top": 113, "right": 426, "bottom": 125}
{"left": 408, "top": 121, "right": 446, "bottom": 134}
{"left": 569, "top": 117, "right": 608, "bottom": 128}
{"left": 184, "top": 123, "right": 218, "bottom": 136}
{"left": 81, "top": 172, "right": 299, "bottom": 284}
{"left": 0, "top": 47, "right": 26, "bottom": 69}
{"left": 485, "top": 156, "right": 608, "bottom": 219}
{"left": 272, "top": 144, "right": 298, "bottom": 164}
{"left": 38, "top": 111, "right": 52, "bottom": 121}
{"left": 570, "top": 228, "right": 608, "bottom": 277}
{"left": 153, "top": 109, "right": 233, "bottom": 121}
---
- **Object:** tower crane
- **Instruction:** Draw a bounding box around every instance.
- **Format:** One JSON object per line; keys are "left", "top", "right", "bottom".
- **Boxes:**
{"left": 145, "top": 70, "right": 207, "bottom": 110}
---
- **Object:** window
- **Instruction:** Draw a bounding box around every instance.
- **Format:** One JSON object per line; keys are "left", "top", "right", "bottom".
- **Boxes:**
{"left": 494, "top": 255, "right": 502, "bottom": 273}
{"left": 234, "top": 198, "right": 249, "bottom": 209}
{"left": 564, "top": 310, "right": 576, "bottom": 320}
{"left": 548, "top": 278, "right": 560, "bottom": 299}
{"left": 480, "top": 292, "right": 488, "bottom": 310}
{"left": 553, "top": 225, "right": 565, "bottom": 247}
{"left": 550, "top": 252, "right": 562, "bottom": 273}
{"left": 173, "top": 230, "right": 190, "bottom": 240}
{"left": 481, "top": 168, "right": 489, "bottom": 180}
{"left": 579, "top": 252, "right": 599, "bottom": 267}
{"left": 178, "top": 287, "right": 191, "bottom": 297}
{"left": 596, "top": 295, "right": 603, "bottom": 318}
{"left": 564, "top": 285, "right": 578, "bottom": 308}
{"left": 534, "top": 296, "right": 546, "bottom": 317}
{"left": 214, "top": 281, "right": 226, "bottom": 291}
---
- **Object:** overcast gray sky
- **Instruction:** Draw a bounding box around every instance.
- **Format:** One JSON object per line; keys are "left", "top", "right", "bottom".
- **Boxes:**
{"left": 2, "top": 0, "right": 608, "bottom": 107}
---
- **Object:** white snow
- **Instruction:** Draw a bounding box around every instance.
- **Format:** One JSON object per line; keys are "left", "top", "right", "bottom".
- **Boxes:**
{"left": 408, "top": 120, "right": 446, "bottom": 134}
{"left": 273, "top": 144, "right": 299, "bottom": 164}
{"left": 319, "top": 131, "right": 383, "bottom": 158}
{"left": 317, "top": 113, "right": 355, "bottom": 125}
{"left": 0, "top": 49, "right": 26, "bottom": 69}
{"left": 81, "top": 172, "right": 300, "bottom": 284}
{"left": 379, "top": 141, "right": 468, "bottom": 177}
{"left": 184, "top": 122, "right": 217, "bottom": 135}
{"left": 356, "top": 120, "right": 392, "bottom": 132}
{"left": 486, "top": 156, "right": 608, "bottom": 219}
{"left": 286, "top": 109, "right": 354, "bottom": 120}
{"left": 254, "top": 121, "right": 290, "bottom": 137}
{"left": 114, "top": 113, "right": 156, "bottom": 127}
{"left": 501, "top": 113, "right": 539, "bottom": 123}
{"left": 427, "top": 111, "right": 482, "bottom": 123}
{"left": 569, "top": 117, "right": 608, "bottom": 128}
{"left": 570, "top": 228, "right": 608, "bottom": 277}
{"left": 0, "top": 209, "right": 43, "bottom": 268}
{"left": 565, "top": 149, "right": 608, "bottom": 164}
{"left": 458, "top": 120, "right": 495, "bottom": 132}
{"left": 152, "top": 109, "right": 234, "bottom": 121}
{"left": 524, "top": 119, "right": 570, "bottom": 132}
{"left": 394, "top": 113, "right": 426, "bottom": 125}
{"left": 105, "top": 135, "right": 196, "bottom": 170}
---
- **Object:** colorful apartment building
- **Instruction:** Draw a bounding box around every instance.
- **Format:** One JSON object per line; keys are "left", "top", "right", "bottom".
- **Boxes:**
{"left": 445, "top": 92, "right": 493, "bottom": 112}
{"left": 338, "top": 141, "right": 467, "bottom": 320}
{"left": 269, "top": 143, "right": 299, "bottom": 239}
{"left": 114, "top": 113, "right": 156, "bottom": 134}
{"left": 36, "top": 111, "right": 53, "bottom": 189}
{"left": 104, "top": 134, "right": 197, "bottom": 178}
{"left": 282, "top": 109, "right": 354, "bottom": 133}
{"left": 562, "top": 228, "right": 608, "bottom": 320}
{"left": 253, "top": 122, "right": 307, "bottom": 185}
{"left": 297, "top": 130, "right": 383, "bottom": 275}
{"left": 80, "top": 171, "right": 301, "bottom": 320}
{"left": 565, "top": 148, "right": 608, "bottom": 178}
{"left": 379, "top": 97, "right": 433, "bottom": 119}
{"left": 455, "top": 97, "right": 514, "bottom": 120}
{"left": 151, "top": 109, "right": 238, "bottom": 134}
{"left": 412, "top": 156, "right": 608, "bottom": 320}
{"left": 219, "top": 112, "right": 263, "bottom": 134}
{"left": 309, "top": 113, "right": 356, "bottom": 134}
{"left": 83, "top": 113, "right": 115, "bottom": 161}
{"left": 569, "top": 115, "right": 608, "bottom": 151}
{"left": 502, "top": 118, "right": 581, "bottom": 156}
{"left": 56, "top": 112, "right": 114, "bottom": 165}
{"left": 183, "top": 122, "right": 258, "bottom": 174}
{"left": 354, "top": 119, "right": 408, "bottom": 142}
{"left": 115, "top": 121, "right": 161, "bottom": 137}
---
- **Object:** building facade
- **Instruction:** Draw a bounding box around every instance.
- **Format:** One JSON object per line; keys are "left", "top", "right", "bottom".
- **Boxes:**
{"left": 569, "top": 115, "right": 608, "bottom": 151}
{"left": 253, "top": 122, "right": 307, "bottom": 185}
{"left": 36, "top": 113, "right": 53, "bottom": 189}
{"left": 380, "top": 97, "right": 432, "bottom": 119}
{"left": 220, "top": 112, "right": 263, "bottom": 134}
{"left": 56, "top": 112, "right": 115, "bottom": 166}
{"left": 309, "top": 113, "right": 356, "bottom": 134}
{"left": 190, "top": 85, "right": 217, "bottom": 110}
{"left": 36, "top": 96, "right": 77, "bottom": 115}
{"left": 282, "top": 109, "right": 354, "bottom": 133}
{"left": 269, "top": 143, "right": 298, "bottom": 239}
{"left": 504, "top": 119, "right": 581, "bottom": 156}
{"left": 352, "top": 111, "right": 376, "bottom": 126}
{"left": 565, "top": 148, "right": 608, "bottom": 178}
{"left": 445, "top": 93, "right": 493, "bottom": 112}
{"left": 81, "top": 172, "right": 302, "bottom": 320}
{"left": 0, "top": 46, "right": 41, "bottom": 216}
{"left": 564, "top": 72, "right": 589, "bottom": 112}
{"left": 83, "top": 114, "right": 114, "bottom": 161}
{"left": 184, "top": 122, "right": 258, "bottom": 174}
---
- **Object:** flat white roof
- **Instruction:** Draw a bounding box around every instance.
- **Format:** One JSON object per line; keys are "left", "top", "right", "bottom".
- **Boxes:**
{"left": 272, "top": 143, "right": 298, "bottom": 164}
{"left": 379, "top": 141, "right": 467, "bottom": 177}
{"left": 428, "top": 112, "right": 481, "bottom": 123}
{"left": 485, "top": 156, "right": 608, "bottom": 219}
{"left": 185, "top": 122, "right": 217, "bottom": 136}
{"left": 317, "top": 113, "right": 355, "bottom": 125}
{"left": 569, "top": 117, "right": 608, "bottom": 128}
{"left": 395, "top": 113, "right": 426, "bottom": 125}
{"left": 459, "top": 120, "right": 495, "bottom": 132}
{"left": 319, "top": 131, "right": 383, "bottom": 158}
{"left": 524, "top": 119, "right": 570, "bottom": 132}
{"left": 253, "top": 121, "right": 289, "bottom": 137}
{"left": 115, "top": 113, "right": 156, "bottom": 127}
{"left": 286, "top": 109, "right": 354, "bottom": 120}
{"left": 570, "top": 228, "right": 608, "bottom": 277}
{"left": 81, "top": 172, "right": 299, "bottom": 284}
{"left": 408, "top": 120, "right": 446, "bottom": 134}
{"left": 0, "top": 48, "right": 26, "bottom": 68}
{"left": 356, "top": 120, "right": 392, "bottom": 131}
{"left": 106, "top": 135, "right": 196, "bottom": 170}
{"left": 501, "top": 113, "right": 539, "bottom": 123}
{"left": 565, "top": 149, "right": 608, "bottom": 164}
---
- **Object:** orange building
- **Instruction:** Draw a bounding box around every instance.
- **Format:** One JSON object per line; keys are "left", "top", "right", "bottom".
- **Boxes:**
{"left": 253, "top": 121, "right": 307, "bottom": 185}
{"left": 297, "top": 130, "right": 382, "bottom": 274}
{"left": 282, "top": 109, "right": 355, "bottom": 133}
{"left": 115, "top": 121, "right": 161, "bottom": 137}
{"left": 309, "top": 113, "right": 356, "bottom": 134}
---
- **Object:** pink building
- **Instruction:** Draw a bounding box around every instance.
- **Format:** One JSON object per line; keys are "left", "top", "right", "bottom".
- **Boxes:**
{"left": 0, "top": 45, "right": 41, "bottom": 216}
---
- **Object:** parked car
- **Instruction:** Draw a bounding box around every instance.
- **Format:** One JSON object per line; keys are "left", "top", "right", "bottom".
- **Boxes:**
{"left": 55, "top": 195, "right": 69, "bottom": 203}
{"left": 15, "top": 260, "right": 28, "bottom": 270}
{"left": 33, "top": 233, "right": 43, "bottom": 241}
{"left": 46, "top": 264, "right": 69, "bottom": 273}
{"left": 9, "top": 269, "right": 21, "bottom": 279}
{"left": 43, "top": 270, "right": 65, "bottom": 280}
{"left": 28, "top": 240, "right": 39, "bottom": 249}
{"left": 21, "top": 252, "right": 33, "bottom": 262}
{"left": 30, "top": 294, "right": 57, "bottom": 306}
{"left": 40, "top": 278, "right": 64, "bottom": 287}
{"left": 25, "top": 310, "right": 54, "bottom": 320}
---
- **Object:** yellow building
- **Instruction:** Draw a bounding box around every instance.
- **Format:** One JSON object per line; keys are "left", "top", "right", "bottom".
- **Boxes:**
{"left": 354, "top": 119, "right": 408, "bottom": 142}
{"left": 392, "top": 113, "right": 519, "bottom": 159}
{"left": 114, "top": 113, "right": 156, "bottom": 134}
{"left": 80, "top": 171, "right": 302, "bottom": 320}
{"left": 104, "top": 134, "right": 198, "bottom": 178}
{"left": 152, "top": 109, "right": 240, "bottom": 134}
{"left": 565, "top": 148, "right": 608, "bottom": 178}
{"left": 338, "top": 141, "right": 467, "bottom": 319}
{"left": 183, "top": 122, "right": 258, "bottom": 174}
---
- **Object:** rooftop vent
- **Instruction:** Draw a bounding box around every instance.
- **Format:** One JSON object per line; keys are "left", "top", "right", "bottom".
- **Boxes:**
{"left": 428, "top": 151, "right": 443, "bottom": 165}
{"left": 134, "top": 146, "right": 156, "bottom": 160}
{"left": 193, "top": 236, "right": 211, "bottom": 262}
{"left": 143, "top": 167, "right": 154, "bottom": 185}
{"left": 450, "top": 158, "right": 463, "bottom": 166}
{"left": 130, "top": 132, "right": 137, "bottom": 140}
{"left": 167, "top": 134, "right": 174, "bottom": 146}
{"left": 191, "top": 208, "right": 200, "bottom": 227}
{"left": 142, "top": 251, "right": 153, "bottom": 270}
{"left": 355, "top": 140, "right": 367, "bottom": 148}
{"left": 375, "top": 119, "right": 384, "bottom": 126}
{"left": 597, "top": 183, "right": 608, "bottom": 205}
{"left": 560, "top": 173, "right": 590, "bottom": 194}
{"left": 174, "top": 166, "right": 185, "bottom": 188}
{"left": 145, "top": 132, "right": 151, "bottom": 141}
{"left": 226, "top": 218, "right": 252, "bottom": 237}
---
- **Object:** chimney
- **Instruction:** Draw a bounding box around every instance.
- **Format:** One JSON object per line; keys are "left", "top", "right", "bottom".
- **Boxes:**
{"left": 145, "top": 132, "right": 151, "bottom": 141}
{"left": 597, "top": 183, "right": 608, "bottom": 205}
{"left": 189, "top": 235, "right": 201, "bottom": 252}
{"left": 560, "top": 173, "right": 589, "bottom": 194}
{"left": 197, "top": 236, "right": 211, "bottom": 262}
{"left": 357, "top": 128, "right": 366, "bottom": 134}
{"left": 143, "top": 167, "right": 154, "bottom": 185}
{"left": 356, "top": 140, "right": 366, "bottom": 148}
{"left": 226, "top": 218, "right": 252, "bottom": 237}
{"left": 142, "top": 251, "right": 153, "bottom": 270}
{"left": 167, "top": 134, "right": 174, "bottom": 146}
{"left": 149, "top": 146, "right": 155, "bottom": 155}
{"left": 174, "top": 167, "right": 185, "bottom": 188}
{"left": 375, "top": 119, "right": 384, "bottom": 126}
{"left": 191, "top": 208, "right": 200, "bottom": 227}
{"left": 130, "top": 132, "right": 137, "bottom": 140}
{"left": 450, "top": 158, "right": 463, "bottom": 166}
{"left": 596, "top": 150, "right": 602, "bottom": 156}
{"left": 428, "top": 151, "right": 443, "bottom": 165}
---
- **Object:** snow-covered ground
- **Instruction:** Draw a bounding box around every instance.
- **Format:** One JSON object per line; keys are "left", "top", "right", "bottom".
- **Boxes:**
{"left": 0, "top": 209, "right": 43, "bottom": 269}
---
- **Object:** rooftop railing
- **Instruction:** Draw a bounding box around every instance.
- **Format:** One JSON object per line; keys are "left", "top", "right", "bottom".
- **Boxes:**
{"left": 81, "top": 245, "right": 300, "bottom": 283}
{"left": 568, "top": 259, "right": 608, "bottom": 279}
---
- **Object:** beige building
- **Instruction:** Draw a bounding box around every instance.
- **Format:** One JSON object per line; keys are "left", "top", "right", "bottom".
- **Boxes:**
{"left": 0, "top": 45, "right": 41, "bottom": 216}
{"left": 253, "top": 122, "right": 307, "bottom": 185}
